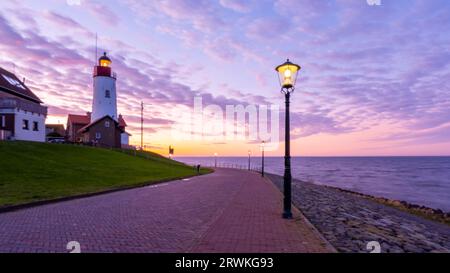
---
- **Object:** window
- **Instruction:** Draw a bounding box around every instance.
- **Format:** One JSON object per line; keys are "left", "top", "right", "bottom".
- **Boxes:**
{"left": 105, "top": 90, "right": 110, "bottom": 98}
{"left": 1, "top": 116, "right": 5, "bottom": 127}
{"left": 1, "top": 74, "right": 26, "bottom": 90}
{"left": 95, "top": 132, "right": 101, "bottom": 139}
{"left": 33, "top": 121, "right": 39, "bottom": 131}
{"left": 22, "top": 119, "right": 29, "bottom": 130}
{"left": 105, "top": 121, "right": 110, "bottom": 128}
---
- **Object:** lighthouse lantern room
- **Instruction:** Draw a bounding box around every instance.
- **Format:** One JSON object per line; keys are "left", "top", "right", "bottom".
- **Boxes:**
{"left": 92, "top": 52, "right": 117, "bottom": 122}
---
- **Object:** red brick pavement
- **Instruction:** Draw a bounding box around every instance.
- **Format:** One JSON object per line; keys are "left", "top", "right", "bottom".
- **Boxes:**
{"left": 0, "top": 168, "right": 332, "bottom": 253}
{"left": 190, "top": 169, "right": 332, "bottom": 253}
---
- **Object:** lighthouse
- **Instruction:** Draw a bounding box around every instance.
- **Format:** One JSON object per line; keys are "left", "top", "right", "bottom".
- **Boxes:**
{"left": 66, "top": 51, "right": 131, "bottom": 148}
{"left": 91, "top": 52, "right": 117, "bottom": 122}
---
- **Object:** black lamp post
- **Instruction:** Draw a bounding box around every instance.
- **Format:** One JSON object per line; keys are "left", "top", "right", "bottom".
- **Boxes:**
{"left": 248, "top": 150, "right": 251, "bottom": 171}
{"left": 261, "top": 141, "right": 265, "bottom": 177}
{"left": 275, "top": 59, "right": 301, "bottom": 219}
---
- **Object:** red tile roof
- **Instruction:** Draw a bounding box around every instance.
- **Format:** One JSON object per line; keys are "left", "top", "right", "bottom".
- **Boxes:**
{"left": 77, "top": 115, "right": 124, "bottom": 134}
{"left": 0, "top": 66, "right": 42, "bottom": 103}
{"left": 67, "top": 114, "right": 90, "bottom": 125}
{"left": 68, "top": 113, "right": 128, "bottom": 129}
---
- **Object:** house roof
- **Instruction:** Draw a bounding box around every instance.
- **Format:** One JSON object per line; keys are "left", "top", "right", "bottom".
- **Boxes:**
{"left": 77, "top": 115, "right": 125, "bottom": 134}
{"left": 46, "top": 124, "right": 66, "bottom": 137}
{"left": 67, "top": 114, "right": 90, "bottom": 125}
{"left": 46, "top": 124, "right": 65, "bottom": 130}
{"left": 68, "top": 113, "right": 128, "bottom": 127}
{"left": 0, "top": 66, "right": 42, "bottom": 103}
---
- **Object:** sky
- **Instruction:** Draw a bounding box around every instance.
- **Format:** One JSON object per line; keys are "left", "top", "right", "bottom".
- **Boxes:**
{"left": 0, "top": 0, "right": 449, "bottom": 156}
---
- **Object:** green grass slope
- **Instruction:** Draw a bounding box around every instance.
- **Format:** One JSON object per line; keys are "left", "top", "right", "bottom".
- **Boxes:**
{"left": 0, "top": 141, "right": 210, "bottom": 207}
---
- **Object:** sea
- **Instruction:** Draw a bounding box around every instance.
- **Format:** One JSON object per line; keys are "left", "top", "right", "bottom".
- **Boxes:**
{"left": 175, "top": 156, "right": 450, "bottom": 212}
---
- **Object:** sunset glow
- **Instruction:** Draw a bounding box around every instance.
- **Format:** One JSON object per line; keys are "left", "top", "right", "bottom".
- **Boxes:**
{"left": 1, "top": 0, "right": 449, "bottom": 156}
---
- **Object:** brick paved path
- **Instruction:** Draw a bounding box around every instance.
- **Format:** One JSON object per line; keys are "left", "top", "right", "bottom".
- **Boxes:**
{"left": 0, "top": 169, "right": 331, "bottom": 253}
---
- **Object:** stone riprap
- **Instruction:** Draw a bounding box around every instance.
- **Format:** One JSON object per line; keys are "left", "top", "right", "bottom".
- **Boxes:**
{"left": 267, "top": 174, "right": 450, "bottom": 253}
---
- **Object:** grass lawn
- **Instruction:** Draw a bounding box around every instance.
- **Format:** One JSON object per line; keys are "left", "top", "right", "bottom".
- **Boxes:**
{"left": 0, "top": 141, "right": 211, "bottom": 207}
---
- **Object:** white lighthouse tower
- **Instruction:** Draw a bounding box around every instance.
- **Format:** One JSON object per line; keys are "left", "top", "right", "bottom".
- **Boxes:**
{"left": 91, "top": 52, "right": 117, "bottom": 121}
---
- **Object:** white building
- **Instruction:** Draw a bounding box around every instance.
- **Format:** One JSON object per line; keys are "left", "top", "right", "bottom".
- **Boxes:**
{"left": 0, "top": 67, "right": 47, "bottom": 142}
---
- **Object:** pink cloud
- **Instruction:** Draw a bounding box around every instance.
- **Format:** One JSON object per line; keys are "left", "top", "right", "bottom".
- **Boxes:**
{"left": 1, "top": 0, "right": 450, "bottom": 155}
{"left": 85, "top": 1, "right": 120, "bottom": 26}
{"left": 247, "top": 17, "right": 291, "bottom": 40}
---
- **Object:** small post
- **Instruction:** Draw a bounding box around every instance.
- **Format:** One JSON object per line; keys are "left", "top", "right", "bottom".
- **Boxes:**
{"left": 261, "top": 141, "right": 265, "bottom": 177}
{"left": 141, "top": 102, "right": 144, "bottom": 150}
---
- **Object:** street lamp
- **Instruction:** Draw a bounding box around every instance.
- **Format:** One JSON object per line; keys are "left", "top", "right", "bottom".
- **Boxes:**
{"left": 214, "top": 152, "right": 218, "bottom": 168}
{"left": 275, "top": 59, "right": 301, "bottom": 219}
{"left": 248, "top": 150, "right": 251, "bottom": 171}
{"left": 261, "top": 141, "right": 265, "bottom": 177}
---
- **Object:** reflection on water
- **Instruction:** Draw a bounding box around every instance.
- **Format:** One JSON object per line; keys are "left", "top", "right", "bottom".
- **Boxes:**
{"left": 176, "top": 156, "right": 450, "bottom": 212}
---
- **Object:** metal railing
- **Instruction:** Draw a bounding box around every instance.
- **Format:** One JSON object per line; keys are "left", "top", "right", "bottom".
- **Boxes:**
{"left": 0, "top": 98, "right": 47, "bottom": 115}
{"left": 195, "top": 162, "right": 263, "bottom": 173}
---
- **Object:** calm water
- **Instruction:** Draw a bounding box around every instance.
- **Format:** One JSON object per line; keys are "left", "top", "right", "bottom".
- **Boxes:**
{"left": 175, "top": 156, "right": 450, "bottom": 212}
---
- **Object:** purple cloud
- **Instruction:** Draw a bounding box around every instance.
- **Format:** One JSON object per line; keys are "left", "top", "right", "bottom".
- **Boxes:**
{"left": 1, "top": 0, "right": 450, "bottom": 154}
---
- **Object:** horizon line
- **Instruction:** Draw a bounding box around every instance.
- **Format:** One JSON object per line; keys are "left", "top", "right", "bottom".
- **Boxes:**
{"left": 173, "top": 155, "right": 450, "bottom": 158}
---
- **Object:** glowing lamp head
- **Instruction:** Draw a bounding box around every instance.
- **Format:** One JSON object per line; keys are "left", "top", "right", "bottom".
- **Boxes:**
{"left": 99, "top": 52, "right": 112, "bottom": 67}
{"left": 275, "top": 59, "right": 301, "bottom": 90}
{"left": 284, "top": 69, "right": 291, "bottom": 78}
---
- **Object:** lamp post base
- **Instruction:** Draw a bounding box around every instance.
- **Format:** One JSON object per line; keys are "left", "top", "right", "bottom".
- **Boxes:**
{"left": 261, "top": 152, "right": 264, "bottom": 177}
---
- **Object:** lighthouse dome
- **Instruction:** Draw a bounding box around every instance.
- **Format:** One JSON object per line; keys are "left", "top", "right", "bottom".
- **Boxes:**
{"left": 99, "top": 52, "right": 112, "bottom": 67}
